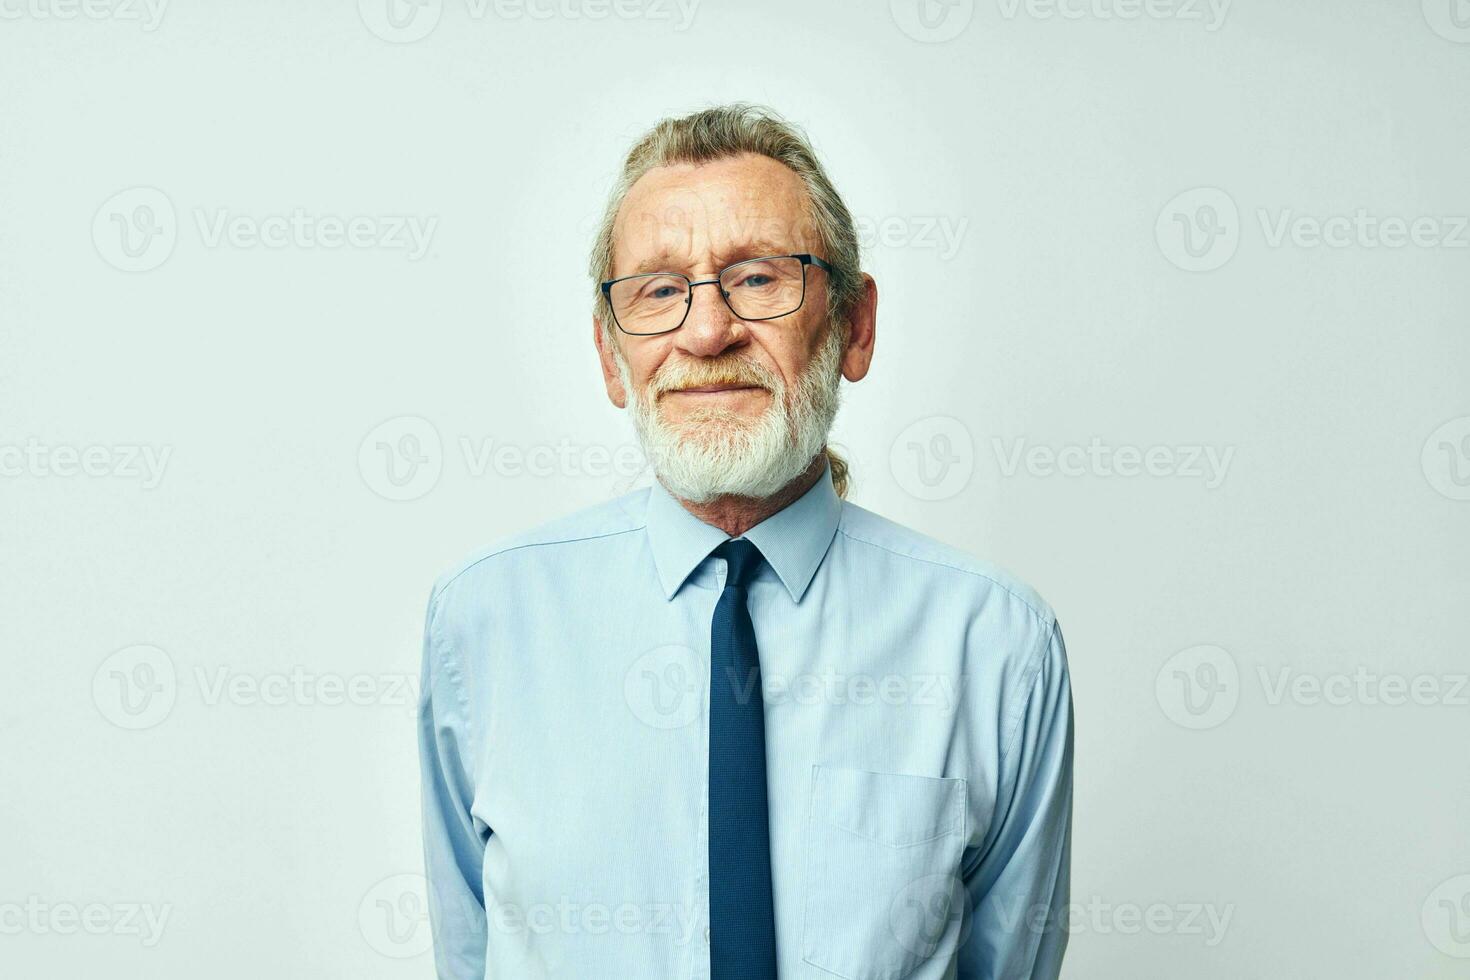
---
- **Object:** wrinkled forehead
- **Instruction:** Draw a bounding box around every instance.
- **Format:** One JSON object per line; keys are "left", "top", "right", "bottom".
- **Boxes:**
{"left": 610, "top": 153, "right": 819, "bottom": 277}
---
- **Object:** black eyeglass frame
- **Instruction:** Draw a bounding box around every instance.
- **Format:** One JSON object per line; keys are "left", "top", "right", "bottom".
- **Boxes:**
{"left": 599, "top": 253, "right": 833, "bottom": 337}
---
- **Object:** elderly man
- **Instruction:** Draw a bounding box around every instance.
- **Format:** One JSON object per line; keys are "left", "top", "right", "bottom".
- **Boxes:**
{"left": 419, "top": 104, "right": 1074, "bottom": 980}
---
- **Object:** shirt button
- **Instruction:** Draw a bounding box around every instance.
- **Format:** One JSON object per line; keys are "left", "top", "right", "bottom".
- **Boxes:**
{"left": 704, "top": 926, "right": 711, "bottom": 943}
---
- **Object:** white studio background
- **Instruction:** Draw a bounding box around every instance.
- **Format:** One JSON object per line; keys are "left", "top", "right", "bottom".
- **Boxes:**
{"left": 2, "top": 1, "right": 1467, "bottom": 977}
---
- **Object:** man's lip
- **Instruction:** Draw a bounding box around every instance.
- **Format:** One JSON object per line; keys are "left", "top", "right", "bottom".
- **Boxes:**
{"left": 669, "top": 384, "right": 763, "bottom": 394}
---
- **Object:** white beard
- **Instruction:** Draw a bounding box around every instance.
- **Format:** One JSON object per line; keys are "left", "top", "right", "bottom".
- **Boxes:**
{"left": 614, "top": 325, "right": 844, "bottom": 504}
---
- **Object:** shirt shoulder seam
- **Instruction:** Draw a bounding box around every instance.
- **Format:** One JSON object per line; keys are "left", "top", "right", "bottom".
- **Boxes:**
{"left": 997, "top": 619, "right": 1061, "bottom": 771}
{"left": 435, "top": 522, "right": 648, "bottom": 598}
{"left": 834, "top": 523, "right": 1054, "bottom": 628}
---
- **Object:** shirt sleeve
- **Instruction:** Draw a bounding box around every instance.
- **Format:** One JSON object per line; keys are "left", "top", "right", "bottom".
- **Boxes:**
{"left": 418, "top": 586, "right": 489, "bottom": 979}
{"left": 958, "top": 619, "right": 1075, "bottom": 979}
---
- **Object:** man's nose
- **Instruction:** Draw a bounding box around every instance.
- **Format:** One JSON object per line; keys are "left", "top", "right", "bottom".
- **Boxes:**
{"left": 675, "top": 278, "right": 747, "bottom": 357}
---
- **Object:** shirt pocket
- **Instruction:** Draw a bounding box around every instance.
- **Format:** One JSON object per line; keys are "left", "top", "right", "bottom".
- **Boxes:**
{"left": 800, "top": 765, "right": 968, "bottom": 980}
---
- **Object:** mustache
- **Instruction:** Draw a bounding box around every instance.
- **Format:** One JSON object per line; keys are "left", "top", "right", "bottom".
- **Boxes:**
{"left": 651, "top": 357, "right": 779, "bottom": 396}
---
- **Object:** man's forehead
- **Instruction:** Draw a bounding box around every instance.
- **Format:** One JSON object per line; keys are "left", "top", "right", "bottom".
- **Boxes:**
{"left": 612, "top": 154, "right": 816, "bottom": 270}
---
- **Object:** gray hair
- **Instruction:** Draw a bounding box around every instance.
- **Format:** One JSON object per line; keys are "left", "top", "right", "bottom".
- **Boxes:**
{"left": 589, "top": 103, "right": 862, "bottom": 497}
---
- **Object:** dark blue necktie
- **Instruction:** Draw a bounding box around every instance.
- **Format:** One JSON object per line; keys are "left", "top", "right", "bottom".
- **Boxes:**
{"left": 708, "top": 538, "right": 778, "bottom": 979}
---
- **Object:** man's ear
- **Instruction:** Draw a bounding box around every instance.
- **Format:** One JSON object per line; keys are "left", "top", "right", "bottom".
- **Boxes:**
{"left": 840, "top": 274, "right": 878, "bottom": 383}
{"left": 593, "top": 318, "right": 628, "bottom": 409}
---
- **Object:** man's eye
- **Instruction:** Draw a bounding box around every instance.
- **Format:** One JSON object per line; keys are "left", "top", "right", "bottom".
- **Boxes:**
{"left": 650, "top": 286, "right": 681, "bottom": 300}
{"left": 735, "top": 274, "right": 773, "bottom": 289}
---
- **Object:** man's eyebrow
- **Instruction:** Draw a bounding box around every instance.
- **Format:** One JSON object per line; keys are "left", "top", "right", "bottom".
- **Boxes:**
{"left": 625, "top": 240, "right": 800, "bottom": 277}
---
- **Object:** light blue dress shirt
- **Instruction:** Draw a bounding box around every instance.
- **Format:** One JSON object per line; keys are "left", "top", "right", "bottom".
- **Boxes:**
{"left": 419, "top": 458, "right": 1074, "bottom": 979}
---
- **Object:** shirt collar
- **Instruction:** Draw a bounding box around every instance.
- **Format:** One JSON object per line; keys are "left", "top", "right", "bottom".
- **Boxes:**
{"left": 644, "top": 457, "right": 842, "bottom": 603}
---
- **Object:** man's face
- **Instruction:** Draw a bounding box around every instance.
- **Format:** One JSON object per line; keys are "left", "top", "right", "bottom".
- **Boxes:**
{"left": 602, "top": 153, "right": 832, "bottom": 418}
{"left": 594, "top": 153, "right": 873, "bottom": 501}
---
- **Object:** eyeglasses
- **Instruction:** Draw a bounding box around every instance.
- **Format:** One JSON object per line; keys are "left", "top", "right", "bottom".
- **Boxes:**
{"left": 600, "top": 253, "right": 832, "bottom": 337}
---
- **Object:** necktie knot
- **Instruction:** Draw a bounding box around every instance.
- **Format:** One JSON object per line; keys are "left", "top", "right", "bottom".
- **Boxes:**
{"left": 715, "top": 538, "right": 765, "bottom": 590}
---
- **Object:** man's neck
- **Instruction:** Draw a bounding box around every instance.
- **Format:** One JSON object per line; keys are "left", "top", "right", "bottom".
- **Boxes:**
{"left": 671, "top": 452, "right": 828, "bottom": 539}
